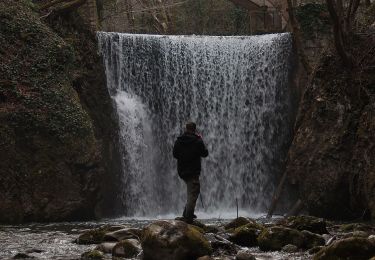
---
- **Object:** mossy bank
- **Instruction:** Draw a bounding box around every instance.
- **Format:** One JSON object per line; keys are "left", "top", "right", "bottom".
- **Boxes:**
{"left": 0, "top": 0, "right": 121, "bottom": 223}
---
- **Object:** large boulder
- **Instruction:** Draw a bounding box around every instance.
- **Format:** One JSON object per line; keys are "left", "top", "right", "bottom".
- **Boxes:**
{"left": 279, "top": 215, "right": 328, "bottom": 234}
{"left": 80, "top": 250, "right": 104, "bottom": 259}
{"left": 76, "top": 225, "right": 126, "bottom": 244}
{"left": 103, "top": 228, "right": 142, "bottom": 241}
{"left": 313, "top": 237, "right": 375, "bottom": 260}
{"left": 95, "top": 242, "right": 116, "bottom": 254}
{"left": 224, "top": 217, "right": 253, "bottom": 230}
{"left": 257, "top": 226, "right": 305, "bottom": 251}
{"left": 112, "top": 239, "right": 141, "bottom": 258}
{"left": 141, "top": 220, "right": 212, "bottom": 260}
{"left": 285, "top": 43, "right": 375, "bottom": 220}
{"left": 204, "top": 233, "right": 239, "bottom": 255}
{"left": 76, "top": 228, "right": 108, "bottom": 245}
{"left": 301, "top": 230, "right": 325, "bottom": 249}
{"left": 0, "top": 0, "right": 120, "bottom": 223}
{"left": 228, "top": 222, "right": 264, "bottom": 247}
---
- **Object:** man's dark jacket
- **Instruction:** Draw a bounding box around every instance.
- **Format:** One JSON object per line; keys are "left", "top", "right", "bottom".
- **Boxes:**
{"left": 173, "top": 132, "right": 208, "bottom": 179}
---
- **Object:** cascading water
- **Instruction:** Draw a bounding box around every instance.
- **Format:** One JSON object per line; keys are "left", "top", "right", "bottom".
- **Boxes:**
{"left": 98, "top": 32, "right": 293, "bottom": 218}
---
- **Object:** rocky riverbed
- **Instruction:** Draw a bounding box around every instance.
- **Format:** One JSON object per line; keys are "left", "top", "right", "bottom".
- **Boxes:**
{"left": 1, "top": 216, "right": 374, "bottom": 260}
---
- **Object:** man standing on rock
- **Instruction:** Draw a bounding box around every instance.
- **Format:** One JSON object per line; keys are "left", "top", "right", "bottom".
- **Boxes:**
{"left": 173, "top": 122, "right": 209, "bottom": 223}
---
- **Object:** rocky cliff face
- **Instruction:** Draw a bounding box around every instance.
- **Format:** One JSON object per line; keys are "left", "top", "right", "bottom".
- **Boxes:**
{"left": 0, "top": 0, "right": 120, "bottom": 223}
{"left": 286, "top": 35, "right": 375, "bottom": 220}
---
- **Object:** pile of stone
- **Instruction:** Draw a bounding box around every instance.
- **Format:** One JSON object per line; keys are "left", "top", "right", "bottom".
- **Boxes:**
{"left": 76, "top": 215, "right": 375, "bottom": 260}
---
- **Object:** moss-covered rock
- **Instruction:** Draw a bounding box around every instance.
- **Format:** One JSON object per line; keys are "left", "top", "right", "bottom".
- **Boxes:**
{"left": 76, "top": 228, "right": 108, "bottom": 245}
{"left": 228, "top": 222, "right": 264, "bottom": 247}
{"left": 257, "top": 226, "right": 305, "bottom": 251}
{"left": 0, "top": 0, "right": 120, "bottom": 223}
{"left": 224, "top": 217, "right": 253, "bottom": 230}
{"left": 281, "top": 244, "right": 299, "bottom": 253}
{"left": 235, "top": 249, "right": 256, "bottom": 260}
{"left": 80, "top": 250, "right": 104, "bottom": 259}
{"left": 279, "top": 215, "right": 328, "bottom": 234}
{"left": 112, "top": 239, "right": 141, "bottom": 258}
{"left": 189, "top": 220, "right": 220, "bottom": 233}
{"left": 309, "top": 246, "right": 324, "bottom": 255}
{"left": 339, "top": 223, "right": 374, "bottom": 233}
{"left": 141, "top": 220, "right": 212, "bottom": 260}
{"left": 313, "top": 237, "right": 375, "bottom": 260}
{"left": 76, "top": 225, "right": 125, "bottom": 244}
{"left": 204, "top": 233, "right": 239, "bottom": 255}
{"left": 95, "top": 242, "right": 116, "bottom": 254}
{"left": 103, "top": 227, "right": 142, "bottom": 242}
{"left": 302, "top": 230, "right": 325, "bottom": 249}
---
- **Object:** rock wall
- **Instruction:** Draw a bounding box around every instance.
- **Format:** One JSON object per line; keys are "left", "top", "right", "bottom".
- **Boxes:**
{"left": 286, "top": 35, "right": 375, "bottom": 220}
{"left": 0, "top": 0, "right": 120, "bottom": 223}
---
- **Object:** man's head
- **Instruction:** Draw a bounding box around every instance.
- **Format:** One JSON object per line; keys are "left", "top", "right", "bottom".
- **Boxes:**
{"left": 185, "top": 122, "right": 196, "bottom": 133}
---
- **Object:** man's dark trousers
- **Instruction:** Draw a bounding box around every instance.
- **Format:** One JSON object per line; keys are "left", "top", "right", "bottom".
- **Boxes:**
{"left": 182, "top": 174, "right": 200, "bottom": 219}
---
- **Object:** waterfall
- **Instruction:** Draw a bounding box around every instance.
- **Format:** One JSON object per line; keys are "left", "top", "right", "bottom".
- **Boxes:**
{"left": 98, "top": 32, "right": 293, "bottom": 218}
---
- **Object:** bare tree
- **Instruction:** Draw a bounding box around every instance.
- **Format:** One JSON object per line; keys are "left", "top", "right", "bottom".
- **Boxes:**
{"left": 326, "top": 0, "right": 361, "bottom": 68}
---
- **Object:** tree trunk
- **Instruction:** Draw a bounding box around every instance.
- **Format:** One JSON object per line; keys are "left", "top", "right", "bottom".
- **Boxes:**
{"left": 286, "top": 0, "right": 312, "bottom": 74}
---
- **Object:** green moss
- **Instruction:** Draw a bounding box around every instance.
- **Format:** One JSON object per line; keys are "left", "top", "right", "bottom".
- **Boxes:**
{"left": 229, "top": 222, "right": 264, "bottom": 247}
{"left": 339, "top": 223, "right": 374, "bottom": 232}
{"left": 81, "top": 249, "right": 104, "bottom": 259}
{"left": 313, "top": 237, "right": 375, "bottom": 260}
{"left": 224, "top": 217, "right": 252, "bottom": 230}
{"left": 185, "top": 225, "right": 213, "bottom": 254}
{"left": 281, "top": 215, "right": 328, "bottom": 234}
{"left": 257, "top": 226, "right": 304, "bottom": 251}
{"left": 77, "top": 228, "right": 108, "bottom": 244}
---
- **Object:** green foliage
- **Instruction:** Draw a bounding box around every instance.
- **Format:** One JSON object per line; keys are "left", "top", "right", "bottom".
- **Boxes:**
{"left": 295, "top": 3, "right": 331, "bottom": 39}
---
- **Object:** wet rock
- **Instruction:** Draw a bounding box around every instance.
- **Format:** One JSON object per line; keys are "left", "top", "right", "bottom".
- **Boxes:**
{"left": 279, "top": 215, "right": 328, "bottom": 234}
{"left": 197, "top": 256, "right": 214, "bottom": 260}
{"left": 141, "top": 220, "right": 212, "bottom": 260}
{"left": 339, "top": 223, "right": 374, "bottom": 232}
{"left": 235, "top": 249, "right": 256, "bottom": 260}
{"left": 228, "top": 222, "right": 263, "bottom": 247}
{"left": 204, "top": 233, "right": 239, "bottom": 255}
{"left": 309, "top": 246, "right": 324, "bottom": 254}
{"left": 257, "top": 226, "right": 304, "bottom": 251}
{"left": 224, "top": 217, "right": 253, "bottom": 230}
{"left": 80, "top": 250, "right": 104, "bottom": 259}
{"left": 112, "top": 238, "right": 141, "bottom": 258}
{"left": 313, "top": 237, "right": 375, "bottom": 260}
{"left": 302, "top": 230, "right": 325, "bottom": 249}
{"left": 282, "top": 244, "right": 299, "bottom": 253}
{"left": 343, "top": 230, "right": 369, "bottom": 238}
{"left": 95, "top": 242, "right": 116, "bottom": 253}
{"left": 76, "top": 228, "right": 107, "bottom": 244}
{"left": 189, "top": 220, "right": 220, "bottom": 233}
{"left": 13, "top": 253, "right": 35, "bottom": 259}
{"left": 104, "top": 228, "right": 142, "bottom": 241}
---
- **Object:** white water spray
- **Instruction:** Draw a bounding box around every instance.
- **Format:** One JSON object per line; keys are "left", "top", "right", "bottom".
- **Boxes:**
{"left": 98, "top": 32, "right": 293, "bottom": 218}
